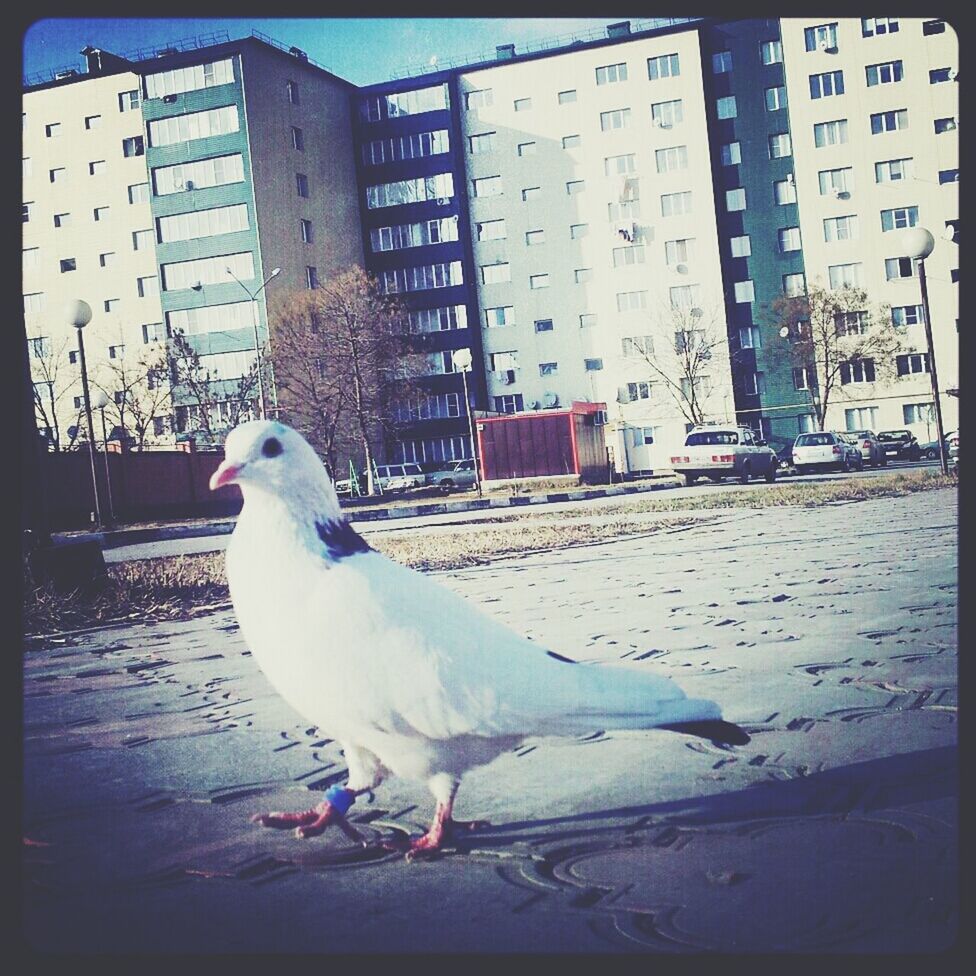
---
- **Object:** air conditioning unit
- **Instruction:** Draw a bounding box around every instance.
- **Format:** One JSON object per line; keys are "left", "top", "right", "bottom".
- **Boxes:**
{"left": 163, "top": 94, "right": 178, "bottom": 103}
{"left": 831, "top": 186, "right": 844, "bottom": 198}
{"left": 818, "top": 39, "right": 830, "bottom": 51}
{"left": 786, "top": 173, "right": 795, "bottom": 185}
{"left": 543, "top": 392, "right": 560, "bottom": 408}
{"left": 689, "top": 307, "right": 704, "bottom": 318}
{"left": 436, "top": 197, "right": 450, "bottom": 205}
{"left": 675, "top": 262, "right": 689, "bottom": 275}
{"left": 652, "top": 117, "right": 669, "bottom": 129}
{"left": 531, "top": 401, "right": 542, "bottom": 411}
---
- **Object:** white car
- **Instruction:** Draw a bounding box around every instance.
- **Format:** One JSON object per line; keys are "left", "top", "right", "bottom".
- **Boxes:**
{"left": 427, "top": 459, "right": 478, "bottom": 492}
{"left": 670, "top": 425, "right": 778, "bottom": 486}
{"left": 374, "top": 463, "right": 427, "bottom": 493}
{"left": 792, "top": 431, "right": 863, "bottom": 474}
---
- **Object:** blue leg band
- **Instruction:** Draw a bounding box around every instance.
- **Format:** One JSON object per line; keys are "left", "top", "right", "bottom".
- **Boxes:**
{"left": 324, "top": 784, "right": 355, "bottom": 816}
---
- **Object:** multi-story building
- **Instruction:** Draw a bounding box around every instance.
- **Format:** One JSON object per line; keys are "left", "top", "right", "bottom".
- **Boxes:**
{"left": 23, "top": 17, "right": 958, "bottom": 473}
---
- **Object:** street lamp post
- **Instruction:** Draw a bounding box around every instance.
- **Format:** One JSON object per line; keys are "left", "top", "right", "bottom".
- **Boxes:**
{"left": 91, "top": 389, "right": 116, "bottom": 524}
{"left": 226, "top": 266, "right": 281, "bottom": 420}
{"left": 902, "top": 228, "right": 949, "bottom": 476}
{"left": 66, "top": 300, "right": 104, "bottom": 527}
{"left": 450, "top": 348, "right": 482, "bottom": 497}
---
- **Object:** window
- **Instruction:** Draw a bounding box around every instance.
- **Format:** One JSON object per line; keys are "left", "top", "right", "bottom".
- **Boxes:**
{"left": 517, "top": 142, "right": 536, "bottom": 157}
{"left": 85, "top": 115, "right": 101, "bottom": 129}
{"left": 647, "top": 53, "right": 680, "bottom": 79}
{"left": 103, "top": 299, "right": 119, "bottom": 313}
{"left": 721, "top": 142, "right": 741, "bottom": 166}
{"left": 167, "top": 301, "right": 256, "bottom": 337}
{"left": 835, "top": 311, "right": 869, "bottom": 336}
{"left": 892, "top": 305, "right": 924, "bottom": 327}
{"left": 514, "top": 97, "right": 532, "bottom": 112}
{"left": 935, "top": 117, "right": 958, "bottom": 134}
{"left": 730, "top": 235, "right": 751, "bottom": 258}
{"left": 481, "top": 263, "right": 511, "bottom": 284}
{"left": 287, "top": 80, "right": 300, "bottom": 105}
{"left": 880, "top": 206, "right": 919, "bottom": 232}
{"left": 142, "top": 322, "right": 168, "bottom": 343}
{"left": 793, "top": 366, "right": 816, "bottom": 390}
{"left": 939, "top": 169, "right": 959, "bottom": 185}
{"left": 365, "top": 173, "right": 454, "bottom": 208}
{"left": 596, "top": 63, "right": 628, "bottom": 85}
{"left": 716, "top": 96, "right": 737, "bottom": 119}
{"left": 22, "top": 157, "right": 32, "bottom": 178}
{"left": 600, "top": 108, "right": 631, "bottom": 131}
{"left": 566, "top": 180, "right": 585, "bottom": 197}
{"left": 622, "top": 335, "right": 653, "bottom": 357}
{"left": 662, "top": 191, "right": 692, "bottom": 216}
{"left": 665, "top": 239, "right": 693, "bottom": 265}
{"left": 291, "top": 126, "right": 304, "bottom": 150}
{"left": 783, "top": 273, "right": 807, "bottom": 296}
{"left": 27, "top": 337, "right": 50, "bottom": 359}
{"left": 118, "top": 89, "right": 140, "bottom": 111}
{"left": 862, "top": 17, "right": 898, "bottom": 36}
{"left": 525, "top": 229, "right": 545, "bottom": 246}
{"left": 819, "top": 166, "right": 854, "bottom": 194}
{"left": 148, "top": 106, "right": 239, "bottom": 147}
{"left": 490, "top": 351, "right": 518, "bottom": 372}
{"left": 158, "top": 205, "right": 250, "bottom": 245}
{"left": 300, "top": 218, "right": 313, "bottom": 244}
{"left": 779, "top": 227, "right": 802, "bottom": 252}
{"left": 99, "top": 251, "right": 115, "bottom": 267}
{"left": 468, "top": 132, "right": 495, "bottom": 154}
{"left": 23, "top": 247, "right": 39, "bottom": 271}
{"left": 562, "top": 134, "right": 581, "bottom": 149}
{"left": 53, "top": 212, "right": 70, "bottom": 228}
{"left": 45, "top": 122, "right": 61, "bottom": 138}
{"left": 132, "top": 229, "right": 154, "bottom": 251}
{"left": 769, "top": 133, "right": 792, "bottom": 158}
{"left": 651, "top": 100, "right": 683, "bottom": 128}
{"left": 866, "top": 61, "right": 903, "bottom": 86}
{"left": 108, "top": 344, "right": 125, "bottom": 360}
{"left": 616, "top": 291, "right": 648, "bottom": 312}
{"left": 122, "top": 136, "right": 145, "bottom": 157}
{"left": 90, "top": 160, "right": 110, "bottom": 177}
{"left": 923, "top": 19, "right": 945, "bottom": 35}
{"left": 296, "top": 173, "right": 309, "bottom": 198}
{"left": 535, "top": 319, "right": 553, "bottom": 333}
{"left": 875, "top": 158, "right": 912, "bottom": 183}
{"left": 870, "top": 109, "right": 909, "bottom": 136}
{"left": 161, "top": 251, "right": 255, "bottom": 291}
{"left": 476, "top": 219, "right": 506, "bottom": 241}
{"left": 128, "top": 182, "right": 150, "bottom": 204}
{"left": 493, "top": 395, "right": 524, "bottom": 414}
{"left": 605, "top": 153, "right": 637, "bottom": 176}
{"left": 465, "top": 89, "right": 493, "bottom": 110}
{"left": 761, "top": 40, "right": 783, "bottom": 64}
{"left": 765, "top": 86, "right": 787, "bottom": 111}
{"left": 145, "top": 59, "right": 235, "bottom": 98}
{"left": 472, "top": 175, "right": 502, "bottom": 197}
{"left": 580, "top": 314, "right": 597, "bottom": 329}
{"left": 529, "top": 274, "right": 549, "bottom": 289}
{"left": 829, "top": 263, "right": 863, "bottom": 288}
{"left": 93, "top": 206, "right": 110, "bottom": 222}
{"left": 485, "top": 306, "right": 514, "bottom": 328}
{"left": 885, "top": 256, "right": 917, "bottom": 280}
{"left": 522, "top": 187, "right": 541, "bottom": 201}
{"left": 50, "top": 167, "right": 66, "bottom": 183}
{"left": 23, "top": 293, "right": 44, "bottom": 315}
{"left": 137, "top": 276, "right": 159, "bottom": 298}
{"left": 814, "top": 119, "right": 848, "bottom": 146}
{"left": 742, "top": 372, "right": 765, "bottom": 396}
{"left": 306, "top": 266, "right": 318, "bottom": 289}
{"left": 558, "top": 89, "right": 577, "bottom": 104}
{"left": 824, "top": 214, "right": 859, "bottom": 241}
{"left": 152, "top": 153, "right": 245, "bottom": 195}
{"left": 726, "top": 188, "right": 746, "bottom": 212}
{"left": 538, "top": 362, "right": 558, "bottom": 376}
{"left": 798, "top": 414, "right": 817, "bottom": 434}
{"left": 379, "top": 262, "right": 465, "bottom": 295}
{"left": 670, "top": 285, "right": 701, "bottom": 308}
{"left": 627, "top": 382, "right": 652, "bottom": 402}
{"left": 584, "top": 358, "right": 603, "bottom": 371}
{"left": 809, "top": 72, "right": 843, "bottom": 99}
{"left": 362, "top": 129, "right": 450, "bottom": 165}
{"left": 712, "top": 51, "right": 733, "bottom": 74}
{"left": 608, "top": 200, "right": 641, "bottom": 222}
{"left": 839, "top": 359, "right": 876, "bottom": 384}
{"left": 739, "top": 326, "right": 761, "bottom": 350}
{"left": 575, "top": 268, "right": 593, "bottom": 284}
{"left": 804, "top": 23, "right": 838, "bottom": 50}
{"left": 734, "top": 280, "right": 755, "bottom": 303}
{"left": 569, "top": 223, "right": 588, "bottom": 241}
{"left": 655, "top": 146, "right": 688, "bottom": 172}
{"left": 74, "top": 396, "right": 85, "bottom": 410}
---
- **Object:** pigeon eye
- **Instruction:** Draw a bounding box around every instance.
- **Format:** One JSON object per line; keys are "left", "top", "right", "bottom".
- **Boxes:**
{"left": 262, "top": 437, "right": 283, "bottom": 458}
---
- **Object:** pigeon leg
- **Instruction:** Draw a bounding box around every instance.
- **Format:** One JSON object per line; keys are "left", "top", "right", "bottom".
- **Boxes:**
{"left": 250, "top": 786, "right": 365, "bottom": 841}
{"left": 403, "top": 776, "right": 489, "bottom": 860}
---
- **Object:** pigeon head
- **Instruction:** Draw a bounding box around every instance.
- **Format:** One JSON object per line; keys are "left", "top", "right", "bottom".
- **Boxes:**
{"left": 210, "top": 421, "right": 338, "bottom": 511}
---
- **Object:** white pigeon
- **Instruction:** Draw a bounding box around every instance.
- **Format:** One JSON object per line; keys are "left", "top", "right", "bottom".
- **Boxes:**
{"left": 211, "top": 420, "right": 748, "bottom": 857}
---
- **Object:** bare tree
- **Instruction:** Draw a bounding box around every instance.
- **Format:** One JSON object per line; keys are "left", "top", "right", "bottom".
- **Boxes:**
{"left": 767, "top": 282, "right": 899, "bottom": 430}
{"left": 168, "top": 331, "right": 260, "bottom": 445}
{"left": 626, "top": 302, "right": 732, "bottom": 427}
{"left": 28, "top": 334, "right": 77, "bottom": 451}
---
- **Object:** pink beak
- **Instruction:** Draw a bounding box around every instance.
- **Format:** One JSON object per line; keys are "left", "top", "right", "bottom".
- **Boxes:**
{"left": 209, "top": 460, "right": 243, "bottom": 491}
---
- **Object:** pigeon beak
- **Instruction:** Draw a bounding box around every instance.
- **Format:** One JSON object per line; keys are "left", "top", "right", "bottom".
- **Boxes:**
{"left": 210, "top": 459, "right": 243, "bottom": 491}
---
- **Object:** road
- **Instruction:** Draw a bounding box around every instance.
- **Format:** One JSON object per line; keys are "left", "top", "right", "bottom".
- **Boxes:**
{"left": 103, "top": 458, "right": 943, "bottom": 564}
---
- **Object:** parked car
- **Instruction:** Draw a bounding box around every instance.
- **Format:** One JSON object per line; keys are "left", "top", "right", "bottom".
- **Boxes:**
{"left": 670, "top": 425, "right": 778, "bottom": 486}
{"left": 792, "top": 431, "right": 864, "bottom": 474}
{"left": 877, "top": 430, "right": 921, "bottom": 462}
{"left": 428, "top": 459, "right": 478, "bottom": 493}
{"left": 848, "top": 429, "right": 888, "bottom": 468}
{"left": 919, "top": 430, "right": 959, "bottom": 461}
{"left": 375, "top": 463, "right": 427, "bottom": 493}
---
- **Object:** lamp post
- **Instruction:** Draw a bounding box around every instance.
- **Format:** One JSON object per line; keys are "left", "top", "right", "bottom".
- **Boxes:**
{"left": 226, "top": 266, "right": 281, "bottom": 420}
{"left": 901, "top": 227, "right": 949, "bottom": 475}
{"left": 450, "top": 347, "right": 482, "bottom": 497}
{"left": 91, "top": 389, "right": 116, "bottom": 524}
{"left": 66, "top": 299, "right": 104, "bottom": 527}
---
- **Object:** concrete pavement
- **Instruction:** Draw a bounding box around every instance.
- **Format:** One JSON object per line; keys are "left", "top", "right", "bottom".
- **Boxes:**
{"left": 22, "top": 488, "right": 957, "bottom": 952}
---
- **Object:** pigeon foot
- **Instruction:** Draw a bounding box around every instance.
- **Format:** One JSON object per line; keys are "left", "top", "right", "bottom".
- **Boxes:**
{"left": 251, "top": 797, "right": 366, "bottom": 843}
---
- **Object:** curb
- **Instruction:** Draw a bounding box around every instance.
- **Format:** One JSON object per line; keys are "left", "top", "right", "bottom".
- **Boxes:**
{"left": 55, "top": 478, "right": 681, "bottom": 550}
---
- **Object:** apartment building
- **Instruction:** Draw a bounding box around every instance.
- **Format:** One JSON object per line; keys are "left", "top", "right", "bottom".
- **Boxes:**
{"left": 24, "top": 17, "right": 958, "bottom": 471}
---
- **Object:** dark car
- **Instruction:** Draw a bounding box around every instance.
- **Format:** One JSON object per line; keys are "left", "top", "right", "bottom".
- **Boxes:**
{"left": 919, "top": 430, "right": 958, "bottom": 461}
{"left": 877, "top": 430, "right": 921, "bottom": 461}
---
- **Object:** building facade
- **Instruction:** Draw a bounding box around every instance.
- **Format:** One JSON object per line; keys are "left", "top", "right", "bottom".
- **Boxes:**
{"left": 24, "top": 17, "right": 958, "bottom": 471}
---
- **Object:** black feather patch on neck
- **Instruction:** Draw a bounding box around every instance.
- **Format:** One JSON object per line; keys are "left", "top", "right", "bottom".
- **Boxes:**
{"left": 315, "top": 519, "right": 372, "bottom": 560}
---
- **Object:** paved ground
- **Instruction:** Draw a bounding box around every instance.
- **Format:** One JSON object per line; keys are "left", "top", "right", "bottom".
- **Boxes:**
{"left": 23, "top": 488, "right": 957, "bottom": 953}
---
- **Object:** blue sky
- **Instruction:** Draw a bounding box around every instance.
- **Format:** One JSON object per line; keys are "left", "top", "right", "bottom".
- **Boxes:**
{"left": 23, "top": 17, "right": 650, "bottom": 86}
